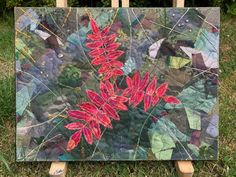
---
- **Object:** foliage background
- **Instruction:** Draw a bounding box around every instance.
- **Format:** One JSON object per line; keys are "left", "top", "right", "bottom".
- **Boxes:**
{"left": 0, "top": 0, "right": 236, "bottom": 176}
{"left": 0, "top": 0, "right": 236, "bottom": 16}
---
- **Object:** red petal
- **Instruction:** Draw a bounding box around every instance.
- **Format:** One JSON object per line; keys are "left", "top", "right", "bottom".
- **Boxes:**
{"left": 163, "top": 96, "right": 181, "bottom": 104}
{"left": 109, "top": 98, "right": 128, "bottom": 111}
{"left": 89, "top": 121, "right": 101, "bottom": 140}
{"left": 102, "top": 103, "right": 120, "bottom": 120}
{"left": 103, "top": 71, "right": 113, "bottom": 80}
{"left": 108, "top": 60, "right": 124, "bottom": 68}
{"left": 83, "top": 127, "right": 93, "bottom": 144}
{"left": 65, "top": 122, "right": 85, "bottom": 130}
{"left": 86, "top": 90, "right": 105, "bottom": 107}
{"left": 105, "top": 80, "right": 115, "bottom": 96}
{"left": 68, "top": 110, "right": 92, "bottom": 121}
{"left": 115, "top": 102, "right": 128, "bottom": 111}
{"left": 87, "top": 34, "right": 101, "bottom": 40}
{"left": 90, "top": 19, "right": 100, "bottom": 34}
{"left": 67, "top": 130, "right": 82, "bottom": 151}
{"left": 101, "top": 26, "right": 110, "bottom": 36}
{"left": 146, "top": 76, "right": 157, "bottom": 95}
{"left": 122, "top": 88, "right": 131, "bottom": 97}
{"left": 152, "top": 94, "right": 160, "bottom": 106}
{"left": 88, "top": 48, "right": 104, "bottom": 58}
{"left": 139, "top": 71, "right": 150, "bottom": 90}
{"left": 113, "top": 96, "right": 129, "bottom": 102}
{"left": 133, "top": 71, "right": 141, "bottom": 88}
{"left": 104, "top": 34, "right": 117, "bottom": 44}
{"left": 106, "top": 43, "right": 120, "bottom": 51}
{"left": 79, "top": 102, "right": 98, "bottom": 115}
{"left": 155, "top": 82, "right": 168, "bottom": 97}
{"left": 112, "top": 68, "right": 124, "bottom": 76}
{"left": 96, "top": 111, "right": 112, "bottom": 128}
{"left": 91, "top": 56, "right": 106, "bottom": 65}
{"left": 106, "top": 50, "right": 124, "bottom": 60}
{"left": 99, "top": 82, "right": 109, "bottom": 99}
{"left": 86, "top": 41, "right": 103, "bottom": 49}
{"left": 132, "top": 91, "right": 144, "bottom": 107}
{"left": 126, "top": 76, "right": 133, "bottom": 88}
{"left": 98, "top": 63, "right": 111, "bottom": 74}
{"left": 144, "top": 94, "right": 152, "bottom": 112}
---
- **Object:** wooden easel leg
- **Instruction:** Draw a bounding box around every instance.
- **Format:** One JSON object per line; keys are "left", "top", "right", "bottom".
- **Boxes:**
{"left": 49, "top": 0, "right": 68, "bottom": 175}
{"left": 49, "top": 162, "right": 68, "bottom": 177}
{"left": 175, "top": 161, "right": 194, "bottom": 177}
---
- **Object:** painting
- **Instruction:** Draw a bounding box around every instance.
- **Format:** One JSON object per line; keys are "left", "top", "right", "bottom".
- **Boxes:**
{"left": 15, "top": 7, "right": 219, "bottom": 161}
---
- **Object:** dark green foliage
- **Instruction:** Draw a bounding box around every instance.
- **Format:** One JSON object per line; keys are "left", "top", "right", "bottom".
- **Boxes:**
{"left": 58, "top": 65, "right": 82, "bottom": 87}
{"left": 1, "top": 0, "right": 236, "bottom": 15}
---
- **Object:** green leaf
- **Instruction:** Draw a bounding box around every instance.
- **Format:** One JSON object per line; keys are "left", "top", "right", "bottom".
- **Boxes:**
{"left": 168, "top": 56, "right": 191, "bottom": 69}
{"left": 165, "top": 80, "right": 217, "bottom": 113}
{"left": 148, "top": 132, "right": 175, "bottom": 160}
{"left": 185, "top": 107, "right": 201, "bottom": 130}
{"left": 16, "top": 86, "right": 30, "bottom": 115}
{"left": 187, "top": 143, "right": 199, "bottom": 157}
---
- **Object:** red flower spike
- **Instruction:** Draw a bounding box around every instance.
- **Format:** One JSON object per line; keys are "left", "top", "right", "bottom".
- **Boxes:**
{"left": 163, "top": 96, "right": 181, "bottom": 104}
{"left": 155, "top": 82, "right": 168, "bottom": 97}
{"left": 87, "top": 19, "right": 124, "bottom": 81}
{"left": 65, "top": 122, "right": 85, "bottom": 130}
{"left": 67, "top": 130, "right": 82, "bottom": 151}
{"left": 83, "top": 127, "right": 93, "bottom": 145}
{"left": 89, "top": 121, "right": 101, "bottom": 140}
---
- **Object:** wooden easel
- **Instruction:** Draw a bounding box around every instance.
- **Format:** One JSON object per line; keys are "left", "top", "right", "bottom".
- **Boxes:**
{"left": 49, "top": 0, "right": 194, "bottom": 176}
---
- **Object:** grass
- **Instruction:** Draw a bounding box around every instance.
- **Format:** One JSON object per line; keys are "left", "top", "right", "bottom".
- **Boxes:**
{"left": 0, "top": 14, "right": 236, "bottom": 177}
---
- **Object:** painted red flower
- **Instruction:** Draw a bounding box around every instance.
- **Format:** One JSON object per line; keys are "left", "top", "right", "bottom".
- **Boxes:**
{"left": 86, "top": 19, "right": 124, "bottom": 80}
{"left": 123, "top": 71, "right": 181, "bottom": 112}
{"left": 65, "top": 19, "right": 181, "bottom": 151}
{"left": 65, "top": 81, "right": 128, "bottom": 150}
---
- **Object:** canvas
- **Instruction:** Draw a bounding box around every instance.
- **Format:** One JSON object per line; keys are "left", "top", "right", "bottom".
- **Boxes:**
{"left": 15, "top": 7, "right": 219, "bottom": 161}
